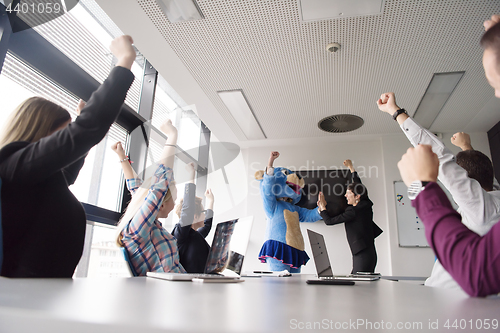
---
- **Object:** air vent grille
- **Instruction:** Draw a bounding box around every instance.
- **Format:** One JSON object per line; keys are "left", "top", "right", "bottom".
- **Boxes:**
{"left": 318, "top": 114, "right": 364, "bottom": 133}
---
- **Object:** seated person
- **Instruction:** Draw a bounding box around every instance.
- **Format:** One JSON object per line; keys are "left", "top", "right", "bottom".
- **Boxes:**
{"left": 0, "top": 35, "right": 135, "bottom": 278}
{"left": 377, "top": 92, "right": 500, "bottom": 290}
{"left": 171, "top": 169, "right": 214, "bottom": 273}
{"left": 112, "top": 120, "right": 185, "bottom": 275}
{"left": 451, "top": 131, "right": 500, "bottom": 190}
{"left": 395, "top": 13, "right": 500, "bottom": 297}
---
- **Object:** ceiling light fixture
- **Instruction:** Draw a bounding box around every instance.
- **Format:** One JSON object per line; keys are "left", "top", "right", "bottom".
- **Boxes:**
{"left": 299, "top": 0, "right": 385, "bottom": 21}
{"left": 413, "top": 71, "right": 465, "bottom": 129}
{"left": 318, "top": 114, "right": 364, "bottom": 133}
{"left": 155, "top": 0, "right": 204, "bottom": 23}
{"left": 217, "top": 90, "right": 266, "bottom": 140}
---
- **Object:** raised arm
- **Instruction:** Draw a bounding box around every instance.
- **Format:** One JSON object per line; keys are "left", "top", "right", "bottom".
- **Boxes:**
{"left": 377, "top": 92, "right": 497, "bottom": 226}
{"left": 111, "top": 141, "right": 136, "bottom": 181}
{"left": 158, "top": 120, "right": 177, "bottom": 169}
{"left": 260, "top": 151, "right": 280, "bottom": 215}
{"left": 317, "top": 191, "right": 355, "bottom": 225}
{"left": 178, "top": 163, "right": 196, "bottom": 229}
{"left": 398, "top": 144, "right": 500, "bottom": 297}
{"left": 451, "top": 132, "right": 473, "bottom": 151}
{"left": 344, "top": 159, "right": 361, "bottom": 184}
{"left": 197, "top": 188, "right": 214, "bottom": 238}
{"left": 0, "top": 36, "right": 136, "bottom": 185}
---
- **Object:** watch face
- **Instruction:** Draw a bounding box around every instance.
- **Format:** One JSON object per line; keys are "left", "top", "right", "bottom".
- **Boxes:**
{"left": 407, "top": 181, "right": 423, "bottom": 200}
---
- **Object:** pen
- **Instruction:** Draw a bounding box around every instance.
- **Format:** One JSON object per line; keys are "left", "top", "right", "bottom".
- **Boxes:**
{"left": 253, "top": 271, "right": 273, "bottom": 274}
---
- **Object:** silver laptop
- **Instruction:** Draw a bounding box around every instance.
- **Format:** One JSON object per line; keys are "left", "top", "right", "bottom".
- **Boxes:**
{"left": 307, "top": 229, "right": 380, "bottom": 281}
{"left": 147, "top": 217, "right": 253, "bottom": 281}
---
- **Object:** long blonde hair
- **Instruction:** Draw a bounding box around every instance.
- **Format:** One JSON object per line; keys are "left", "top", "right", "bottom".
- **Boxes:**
{"left": 0, "top": 97, "right": 71, "bottom": 148}
{"left": 115, "top": 178, "right": 174, "bottom": 247}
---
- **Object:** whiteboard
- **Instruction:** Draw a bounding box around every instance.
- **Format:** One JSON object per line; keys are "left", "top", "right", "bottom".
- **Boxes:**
{"left": 394, "top": 181, "right": 457, "bottom": 247}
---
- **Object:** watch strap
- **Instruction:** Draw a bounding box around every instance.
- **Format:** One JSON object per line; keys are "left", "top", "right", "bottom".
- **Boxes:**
{"left": 407, "top": 180, "right": 430, "bottom": 200}
{"left": 392, "top": 108, "right": 407, "bottom": 121}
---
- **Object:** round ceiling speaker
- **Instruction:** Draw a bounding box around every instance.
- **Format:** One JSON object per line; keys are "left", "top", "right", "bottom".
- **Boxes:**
{"left": 318, "top": 114, "right": 364, "bottom": 133}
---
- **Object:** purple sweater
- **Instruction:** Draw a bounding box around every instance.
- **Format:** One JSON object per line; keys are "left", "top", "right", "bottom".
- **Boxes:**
{"left": 412, "top": 182, "right": 500, "bottom": 297}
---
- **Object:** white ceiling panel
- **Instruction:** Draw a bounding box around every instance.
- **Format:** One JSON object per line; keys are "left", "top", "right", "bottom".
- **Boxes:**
{"left": 97, "top": 0, "right": 500, "bottom": 145}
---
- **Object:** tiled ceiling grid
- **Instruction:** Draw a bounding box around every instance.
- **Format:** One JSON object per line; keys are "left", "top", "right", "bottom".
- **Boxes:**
{"left": 138, "top": 0, "right": 500, "bottom": 140}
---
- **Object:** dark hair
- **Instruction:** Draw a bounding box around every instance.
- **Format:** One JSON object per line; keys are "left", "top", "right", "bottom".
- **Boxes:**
{"left": 456, "top": 150, "right": 494, "bottom": 192}
{"left": 481, "top": 20, "right": 500, "bottom": 53}
{"left": 347, "top": 182, "right": 368, "bottom": 201}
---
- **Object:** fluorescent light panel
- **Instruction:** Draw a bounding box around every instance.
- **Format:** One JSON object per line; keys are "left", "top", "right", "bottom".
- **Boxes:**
{"left": 217, "top": 90, "right": 266, "bottom": 140}
{"left": 299, "top": 0, "right": 385, "bottom": 21}
{"left": 156, "top": 0, "right": 204, "bottom": 23}
{"left": 413, "top": 71, "right": 465, "bottom": 129}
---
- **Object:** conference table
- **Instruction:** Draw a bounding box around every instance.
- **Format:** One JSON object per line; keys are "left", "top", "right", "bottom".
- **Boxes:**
{"left": 0, "top": 274, "right": 499, "bottom": 332}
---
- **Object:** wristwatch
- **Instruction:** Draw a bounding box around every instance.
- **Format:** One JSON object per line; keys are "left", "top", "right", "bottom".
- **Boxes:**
{"left": 392, "top": 108, "right": 408, "bottom": 121}
{"left": 407, "top": 180, "right": 430, "bottom": 200}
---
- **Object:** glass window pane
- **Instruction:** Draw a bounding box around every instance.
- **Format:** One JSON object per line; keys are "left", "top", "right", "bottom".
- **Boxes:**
{"left": 87, "top": 223, "right": 131, "bottom": 278}
{"left": 70, "top": 124, "right": 128, "bottom": 212}
{"left": 152, "top": 74, "right": 201, "bottom": 161}
{"left": 29, "top": 0, "right": 143, "bottom": 112}
{"left": 0, "top": 52, "right": 79, "bottom": 120}
{"left": 177, "top": 110, "right": 201, "bottom": 160}
{"left": 0, "top": 52, "right": 127, "bottom": 212}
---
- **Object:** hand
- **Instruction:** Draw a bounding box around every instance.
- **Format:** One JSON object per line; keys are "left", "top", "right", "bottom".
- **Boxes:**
{"left": 110, "top": 35, "right": 136, "bottom": 70}
{"left": 484, "top": 14, "right": 500, "bottom": 31}
{"left": 397, "top": 145, "right": 439, "bottom": 187}
{"left": 185, "top": 162, "right": 196, "bottom": 182}
{"left": 376, "top": 92, "right": 400, "bottom": 115}
{"left": 268, "top": 151, "right": 279, "bottom": 167}
{"left": 343, "top": 159, "right": 354, "bottom": 172}
{"left": 111, "top": 142, "right": 126, "bottom": 158}
{"left": 75, "top": 99, "right": 86, "bottom": 116}
{"left": 160, "top": 119, "right": 177, "bottom": 137}
{"left": 186, "top": 162, "right": 196, "bottom": 172}
{"left": 317, "top": 192, "right": 327, "bottom": 211}
{"left": 451, "top": 132, "right": 473, "bottom": 151}
{"left": 205, "top": 188, "right": 214, "bottom": 202}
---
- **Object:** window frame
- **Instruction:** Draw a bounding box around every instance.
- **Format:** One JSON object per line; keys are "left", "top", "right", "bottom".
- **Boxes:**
{"left": 0, "top": 4, "right": 211, "bottom": 276}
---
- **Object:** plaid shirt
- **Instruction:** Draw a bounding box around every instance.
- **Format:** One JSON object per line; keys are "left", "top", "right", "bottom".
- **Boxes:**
{"left": 121, "top": 164, "right": 186, "bottom": 275}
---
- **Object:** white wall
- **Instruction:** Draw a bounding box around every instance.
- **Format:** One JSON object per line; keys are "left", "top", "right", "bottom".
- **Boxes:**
{"left": 207, "top": 130, "right": 492, "bottom": 276}
{"left": 380, "top": 130, "right": 491, "bottom": 275}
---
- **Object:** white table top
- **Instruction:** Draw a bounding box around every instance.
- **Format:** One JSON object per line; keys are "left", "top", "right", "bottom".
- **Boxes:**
{"left": 0, "top": 275, "right": 499, "bottom": 333}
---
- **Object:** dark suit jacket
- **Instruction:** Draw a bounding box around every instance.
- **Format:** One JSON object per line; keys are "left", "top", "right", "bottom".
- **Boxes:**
{"left": 320, "top": 172, "right": 382, "bottom": 255}
{"left": 0, "top": 66, "right": 134, "bottom": 277}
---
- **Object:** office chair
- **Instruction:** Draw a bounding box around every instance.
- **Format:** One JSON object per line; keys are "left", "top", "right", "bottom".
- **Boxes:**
{"left": 120, "top": 247, "right": 138, "bottom": 277}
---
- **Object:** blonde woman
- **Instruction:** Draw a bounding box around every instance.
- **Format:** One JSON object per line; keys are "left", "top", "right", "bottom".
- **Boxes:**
{"left": 112, "top": 120, "right": 185, "bottom": 275}
{"left": 0, "top": 35, "right": 136, "bottom": 278}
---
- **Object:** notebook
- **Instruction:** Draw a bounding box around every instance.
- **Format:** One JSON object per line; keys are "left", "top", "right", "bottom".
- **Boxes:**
{"left": 307, "top": 229, "right": 380, "bottom": 282}
{"left": 147, "top": 216, "right": 253, "bottom": 281}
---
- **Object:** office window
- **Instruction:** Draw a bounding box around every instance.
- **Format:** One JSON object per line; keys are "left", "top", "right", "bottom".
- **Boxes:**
{"left": 86, "top": 223, "right": 130, "bottom": 278}
{"left": 151, "top": 74, "right": 179, "bottom": 130}
{"left": 152, "top": 73, "right": 201, "bottom": 160}
{"left": 30, "top": 0, "right": 143, "bottom": 112}
{"left": 0, "top": 51, "right": 79, "bottom": 122}
{"left": 70, "top": 123, "right": 128, "bottom": 212}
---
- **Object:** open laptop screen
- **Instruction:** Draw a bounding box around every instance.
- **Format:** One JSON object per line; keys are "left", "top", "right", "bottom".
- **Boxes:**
{"left": 204, "top": 219, "right": 237, "bottom": 274}
{"left": 307, "top": 229, "right": 334, "bottom": 277}
{"left": 204, "top": 216, "right": 253, "bottom": 275}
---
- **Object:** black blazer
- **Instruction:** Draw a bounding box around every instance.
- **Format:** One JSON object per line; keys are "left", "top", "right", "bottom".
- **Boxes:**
{"left": 320, "top": 172, "right": 382, "bottom": 255}
{"left": 0, "top": 66, "right": 134, "bottom": 278}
